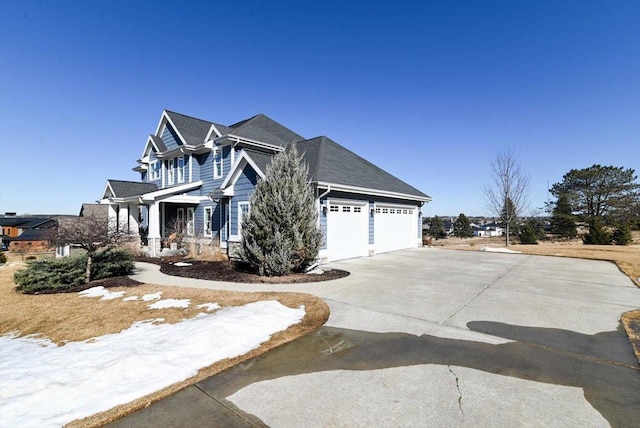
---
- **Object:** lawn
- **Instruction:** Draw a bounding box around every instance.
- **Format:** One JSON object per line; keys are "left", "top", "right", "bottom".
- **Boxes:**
{"left": 0, "top": 253, "right": 329, "bottom": 427}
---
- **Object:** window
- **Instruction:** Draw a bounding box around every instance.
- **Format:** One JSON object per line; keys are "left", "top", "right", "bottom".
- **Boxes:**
{"left": 204, "top": 207, "right": 212, "bottom": 236}
{"left": 187, "top": 207, "right": 195, "bottom": 236}
{"left": 177, "top": 156, "right": 185, "bottom": 183}
{"left": 167, "top": 159, "right": 175, "bottom": 185}
{"left": 177, "top": 208, "right": 185, "bottom": 234}
{"left": 390, "top": 209, "right": 395, "bottom": 214}
{"left": 213, "top": 149, "right": 223, "bottom": 179}
{"left": 375, "top": 208, "right": 381, "bottom": 214}
{"left": 330, "top": 205, "right": 339, "bottom": 212}
{"left": 238, "top": 202, "right": 250, "bottom": 235}
{"left": 342, "top": 206, "right": 351, "bottom": 212}
{"left": 149, "top": 160, "right": 160, "bottom": 181}
{"left": 382, "top": 208, "right": 388, "bottom": 214}
{"left": 354, "top": 206, "right": 362, "bottom": 213}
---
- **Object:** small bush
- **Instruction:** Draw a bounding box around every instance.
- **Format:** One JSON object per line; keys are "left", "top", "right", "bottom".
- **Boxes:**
{"left": 25, "top": 255, "right": 37, "bottom": 260}
{"left": 612, "top": 223, "right": 633, "bottom": 245}
{"left": 91, "top": 248, "right": 135, "bottom": 280}
{"left": 518, "top": 223, "right": 539, "bottom": 244}
{"left": 0, "top": 251, "right": 6, "bottom": 264}
{"left": 13, "top": 248, "right": 134, "bottom": 294}
{"left": 582, "top": 219, "right": 612, "bottom": 245}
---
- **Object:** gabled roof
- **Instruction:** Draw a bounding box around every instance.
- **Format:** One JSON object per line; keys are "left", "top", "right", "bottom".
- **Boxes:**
{"left": 0, "top": 217, "right": 55, "bottom": 228}
{"left": 11, "top": 228, "right": 53, "bottom": 241}
{"left": 164, "top": 110, "right": 213, "bottom": 146}
{"left": 229, "top": 114, "right": 304, "bottom": 147}
{"left": 295, "top": 136, "right": 430, "bottom": 200}
{"left": 149, "top": 135, "right": 167, "bottom": 152}
{"left": 104, "top": 180, "right": 158, "bottom": 199}
{"left": 79, "top": 204, "right": 109, "bottom": 220}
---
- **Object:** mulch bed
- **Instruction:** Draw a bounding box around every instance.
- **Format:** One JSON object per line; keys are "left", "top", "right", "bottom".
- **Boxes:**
{"left": 136, "top": 257, "right": 350, "bottom": 284}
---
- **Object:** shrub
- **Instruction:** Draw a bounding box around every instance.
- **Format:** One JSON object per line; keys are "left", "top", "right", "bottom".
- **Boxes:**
{"left": 582, "top": 218, "right": 612, "bottom": 245}
{"left": 13, "top": 248, "right": 134, "bottom": 294}
{"left": 612, "top": 223, "right": 633, "bottom": 245}
{"left": 518, "top": 223, "right": 539, "bottom": 244}
{"left": 0, "top": 251, "right": 6, "bottom": 264}
{"left": 238, "top": 145, "right": 322, "bottom": 276}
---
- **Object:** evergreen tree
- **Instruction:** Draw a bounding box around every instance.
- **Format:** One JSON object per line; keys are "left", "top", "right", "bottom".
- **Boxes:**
{"left": 582, "top": 218, "right": 612, "bottom": 245}
{"left": 429, "top": 216, "right": 447, "bottom": 240}
{"left": 550, "top": 193, "right": 577, "bottom": 238}
{"left": 612, "top": 223, "right": 633, "bottom": 245}
{"left": 453, "top": 213, "right": 473, "bottom": 238}
{"left": 518, "top": 219, "right": 543, "bottom": 244}
{"left": 237, "top": 145, "right": 322, "bottom": 276}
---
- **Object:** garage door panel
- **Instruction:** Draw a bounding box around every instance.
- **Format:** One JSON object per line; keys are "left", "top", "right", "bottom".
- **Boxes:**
{"left": 327, "top": 202, "right": 368, "bottom": 261}
{"left": 374, "top": 205, "right": 417, "bottom": 254}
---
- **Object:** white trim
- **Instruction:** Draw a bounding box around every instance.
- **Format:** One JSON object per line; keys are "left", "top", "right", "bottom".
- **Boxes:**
{"left": 155, "top": 110, "right": 189, "bottom": 146}
{"left": 317, "top": 182, "right": 431, "bottom": 203}
{"left": 140, "top": 181, "right": 203, "bottom": 202}
{"left": 101, "top": 182, "right": 116, "bottom": 199}
{"left": 237, "top": 201, "right": 250, "bottom": 238}
{"left": 186, "top": 207, "right": 195, "bottom": 236}
{"left": 327, "top": 198, "right": 368, "bottom": 207}
{"left": 220, "top": 149, "right": 266, "bottom": 190}
{"left": 167, "top": 158, "right": 175, "bottom": 185}
{"left": 213, "top": 148, "right": 223, "bottom": 179}
{"left": 140, "top": 135, "right": 163, "bottom": 160}
{"left": 149, "top": 160, "right": 160, "bottom": 181}
{"left": 177, "top": 155, "right": 185, "bottom": 183}
{"left": 204, "top": 206, "right": 213, "bottom": 237}
{"left": 215, "top": 134, "right": 285, "bottom": 153}
{"left": 205, "top": 123, "right": 222, "bottom": 141}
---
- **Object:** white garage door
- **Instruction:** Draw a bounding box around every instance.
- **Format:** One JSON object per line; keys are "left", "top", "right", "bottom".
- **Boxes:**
{"left": 326, "top": 200, "right": 369, "bottom": 261}
{"left": 374, "top": 205, "right": 418, "bottom": 254}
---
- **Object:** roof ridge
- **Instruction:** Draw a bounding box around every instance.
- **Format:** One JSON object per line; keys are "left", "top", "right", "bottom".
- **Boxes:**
{"left": 164, "top": 110, "right": 213, "bottom": 125}
{"left": 228, "top": 113, "right": 263, "bottom": 130}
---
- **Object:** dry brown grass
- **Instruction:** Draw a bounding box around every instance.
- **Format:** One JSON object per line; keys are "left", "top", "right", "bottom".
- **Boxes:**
{"left": 621, "top": 310, "right": 640, "bottom": 363}
{"left": 0, "top": 258, "right": 329, "bottom": 427}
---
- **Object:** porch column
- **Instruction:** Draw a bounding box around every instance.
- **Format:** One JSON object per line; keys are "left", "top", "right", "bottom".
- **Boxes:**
{"left": 148, "top": 202, "right": 161, "bottom": 257}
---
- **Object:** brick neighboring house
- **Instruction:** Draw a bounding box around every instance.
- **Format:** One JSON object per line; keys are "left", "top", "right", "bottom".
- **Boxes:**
{"left": 91, "top": 110, "right": 431, "bottom": 262}
{"left": 0, "top": 215, "right": 59, "bottom": 252}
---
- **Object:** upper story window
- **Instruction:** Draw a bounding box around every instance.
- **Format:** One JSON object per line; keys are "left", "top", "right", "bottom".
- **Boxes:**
{"left": 213, "top": 149, "right": 223, "bottom": 179}
{"left": 167, "top": 159, "right": 175, "bottom": 185}
{"left": 177, "top": 156, "right": 185, "bottom": 183}
{"left": 149, "top": 161, "right": 160, "bottom": 181}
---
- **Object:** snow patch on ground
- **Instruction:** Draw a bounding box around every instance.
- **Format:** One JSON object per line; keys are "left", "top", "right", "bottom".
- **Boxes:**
{"left": 196, "top": 303, "right": 221, "bottom": 312}
{"left": 142, "top": 292, "right": 163, "bottom": 301}
{"left": 122, "top": 296, "right": 139, "bottom": 301}
{"left": 78, "top": 286, "right": 125, "bottom": 300}
{"left": 480, "top": 247, "right": 521, "bottom": 254}
{"left": 0, "top": 301, "right": 305, "bottom": 428}
{"left": 148, "top": 299, "right": 191, "bottom": 310}
{"left": 173, "top": 262, "right": 192, "bottom": 267}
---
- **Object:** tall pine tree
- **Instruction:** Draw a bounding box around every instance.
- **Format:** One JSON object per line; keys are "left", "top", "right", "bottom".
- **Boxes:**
{"left": 238, "top": 145, "right": 322, "bottom": 276}
{"left": 453, "top": 213, "right": 473, "bottom": 238}
{"left": 550, "top": 193, "right": 577, "bottom": 238}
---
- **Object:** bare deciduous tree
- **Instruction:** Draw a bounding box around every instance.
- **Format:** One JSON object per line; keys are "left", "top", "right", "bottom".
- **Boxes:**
{"left": 482, "top": 148, "right": 530, "bottom": 246}
{"left": 55, "top": 214, "right": 127, "bottom": 283}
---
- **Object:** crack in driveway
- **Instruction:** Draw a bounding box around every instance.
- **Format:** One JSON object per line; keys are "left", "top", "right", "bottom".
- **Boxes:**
{"left": 448, "top": 365, "right": 464, "bottom": 415}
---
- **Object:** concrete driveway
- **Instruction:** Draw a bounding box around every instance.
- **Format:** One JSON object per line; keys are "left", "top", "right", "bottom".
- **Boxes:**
{"left": 110, "top": 248, "right": 640, "bottom": 427}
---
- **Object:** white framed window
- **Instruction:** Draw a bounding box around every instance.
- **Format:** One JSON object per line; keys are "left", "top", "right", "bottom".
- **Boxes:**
{"left": 177, "top": 156, "right": 185, "bottom": 183}
{"left": 167, "top": 159, "right": 175, "bottom": 185}
{"left": 342, "top": 206, "right": 351, "bottom": 213}
{"left": 354, "top": 206, "right": 362, "bottom": 213}
{"left": 149, "top": 160, "right": 160, "bottom": 181}
{"left": 177, "top": 208, "right": 185, "bottom": 234}
{"left": 330, "top": 205, "right": 339, "bottom": 212}
{"left": 187, "top": 207, "right": 195, "bottom": 236}
{"left": 238, "top": 201, "right": 250, "bottom": 235}
{"left": 213, "top": 149, "right": 223, "bottom": 179}
{"left": 204, "top": 207, "right": 212, "bottom": 237}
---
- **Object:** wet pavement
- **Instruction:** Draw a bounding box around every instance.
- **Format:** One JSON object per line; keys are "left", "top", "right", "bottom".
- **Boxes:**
{"left": 109, "top": 248, "right": 640, "bottom": 427}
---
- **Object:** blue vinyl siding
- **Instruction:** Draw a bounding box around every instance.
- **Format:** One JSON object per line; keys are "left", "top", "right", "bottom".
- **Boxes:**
{"left": 319, "top": 197, "right": 327, "bottom": 250}
{"left": 229, "top": 165, "right": 258, "bottom": 236}
{"left": 161, "top": 125, "right": 182, "bottom": 150}
{"left": 190, "top": 154, "right": 200, "bottom": 182}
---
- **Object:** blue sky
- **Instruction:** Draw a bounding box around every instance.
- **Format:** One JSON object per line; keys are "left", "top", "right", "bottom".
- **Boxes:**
{"left": 1, "top": 0, "right": 638, "bottom": 217}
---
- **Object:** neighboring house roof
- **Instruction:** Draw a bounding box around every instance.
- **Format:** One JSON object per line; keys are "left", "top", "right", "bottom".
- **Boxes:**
{"left": 229, "top": 114, "right": 305, "bottom": 147}
{"left": 164, "top": 110, "right": 213, "bottom": 146}
{"left": 295, "top": 136, "right": 431, "bottom": 200}
{"left": 79, "top": 204, "right": 109, "bottom": 220}
{"left": 0, "top": 217, "right": 55, "bottom": 228}
{"left": 105, "top": 180, "right": 158, "bottom": 199}
{"left": 11, "top": 228, "right": 52, "bottom": 241}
